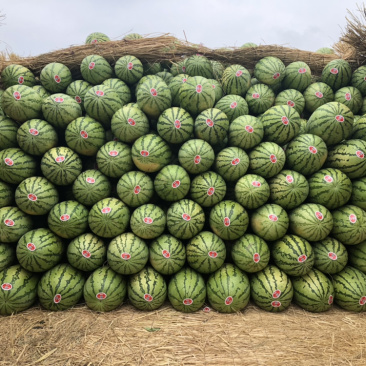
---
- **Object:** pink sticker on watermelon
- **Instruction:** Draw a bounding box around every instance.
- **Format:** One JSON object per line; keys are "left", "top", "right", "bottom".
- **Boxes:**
{"left": 224, "top": 217, "right": 231, "bottom": 227}
{"left": 206, "top": 119, "right": 214, "bottom": 127}
{"left": 4, "top": 158, "right": 14, "bottom": 166}
{"left": 282, "top": 116, "right": 289, "bottom": 125}
{"left": 328, "top": 252, "right": 337, "bottom": 261}
{"left": 286, "top": 175, "right": 294, "bottom": 183}
{"left": 27, "top": 193, "right": 37, "bottom": 202}
{"left": 272, "top": 289, "right": 281, "bottom": 299}
{"left": 253, "top": 253, "right": 260, "bottom": 263}
{"left": 82, "top": 250, "right": 91, "bottom": 258}
{"left": 54, "top": 75, "right": 61, "bottom": 83}
{"left": 245, "top": 125, "right": 254, "bottom": 133}
{"left": 29, "top": 128, "right": 39, "bottom": 136}
{"left": 183, "top": 298, "right": 193, "bottom": 305}
{"left": 1, "top": 283, "right": 12, "bottom": 291}
{"left": 80, "top": 130, "right": 88, "bottom": 139}
{"left": 335, "top": 115, "right": 344, "bottom": 123}
{"left": 144, "top": 293, "right": 153, "bottom": 302}
{"left": 121, "top": 252, "right": 131, "bottom": 260}
{"left": 225, "top": 296, "right": 233, "bottom": 305}
{"left": 162, "top": 249, "right": 170, "bottom": 258}
{"left": 128, "top": 118, "right": 136, "bottom": 126}
{"left": 174, "top": 120, "right": 181, "bottom": 129}
{"left": 182, "top": 213, "right": 191, "bottom": 221}
{"left": 207, "top": 187, "right": 215, "bottom": 196}
{"left": 96, "top": 292, "right": 107, "bottom": 300}
{"left": 298, "top": 254, "right": 307, "bottom": 263}
{"left": 54, "top": 294, "right": 62, "bottom": 304}
{"left": 60, "top": 214, "right": 70, "bottom": 221}
{"left": 134, "top": 185, "right": 141, "bottom": 194}
{"left": 196, "top": 85, "right": 202, "bottom": 93}
{"left": 4, "top": 219, "right": 14, "bottom": 227}
{"left": 271, "top": 301, "right": 281, "bottom": 307}
{"left": 144, "top": 217, "right": 153, "bottom": 224}
{"left": 27, "top": 243, "right": 36, "bottom": 251}
{"left": 172, "top": 180, "right": 181, "bottom": 188}
{"left": 231, "top": 158, "right": 240, "bottom": 165}
{"left": 194, "top": 155, "right": 201, "bottom": 164}
{"left": 18, "top": 76, "right": 24, "bottom": 84}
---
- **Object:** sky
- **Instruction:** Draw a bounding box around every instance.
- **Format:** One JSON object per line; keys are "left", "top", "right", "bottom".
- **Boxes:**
{"left": 0, "top": 0, "right": 362, "bottom": 57}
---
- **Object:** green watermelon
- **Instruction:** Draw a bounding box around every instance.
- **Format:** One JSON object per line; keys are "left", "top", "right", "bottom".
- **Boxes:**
{"left": 85, "top": 32, "right": 110, "bottom": 44}
{"left": 168, "top": 73, "right": 189, "bottom": 107}
{"left": 316, "top": 47, "right": 334, "bottom": 54}
{"left": 0, "top": 206, "right": 33, "bottom": 243}
{"left": 208, "top": 78, "right": 224, "bottom": 103}
{"left": 0, "top": 116, "right": 18, "bottom": 149}
{"left": 124, "top": 33, "right": 143, "bottom": 40}
{"left": 170, "top": 59, "right": 187, "bottom": 76}
{"left": 214, "top": 94, "right": 249, "bottom": 122}
{"left": 143, "top": 62, "right": 163, "bottom": 76}
{"left": 156, "top": 71, "right": 174, "bottom": 85}
{"left": 214, "top": 147, "right": 249, "bottom": 181}
{"left": 303, "top": 82, "right": 334, "bottom": 113}
{"left": 334, "top": 86, "right": 363, "bottom": 115}
{"left": 40, "top": 62, "right": 72, "bottom": 93}
{"left": 254, "top": 56, "right": 285, "bottom": 86}
{"left": 115, "top": 55, "right": 144, "bottom": 85}
{"left": 348, "top": 241, "right": 366, "bottom": 273}
{"left": 0, "top": 182, "right": 13, "bottom": 209}
{"left": 351, "top": 65, "right": 366, "bottom": 97}
{"left": 102, "top": 78, "right": 131, "bottom": 105}
{"left": 221, "top": 64, "right": 251, "bottom": 96}
{"left": 241, "top": 42, "right": 257, "bottom": 48}
{"left": 282, "top": 61, "right": 312, "bottom": 92}
{"left": 350, "top": 177, "right": 366, "bottom": 210}
{"left": 274, "top": 89, "right": 305, "bottom": 115}
{"left": 245, "top": 83, "right": 275, "bottom": 115}
{"left": 66, "top": 80, "right": 93, "bottom": 111}
{"left": 32, "top": 85, "right": 50, "bottom": 100}
{"left": 350, "top": 115, "right": 366, "bottom": 141}
{"left": 80, "top": 55, "right": 113, "bottom": 85}
{"left": 0, "top": 243, "right": 15, "bottom": 271}
{"left": 321, "top": 59, "right": 352, "bottom": 91}
{"left": 1, "top": 64, "right": 36, "bottom": 89}
{"left": 185, "top": 55, "right": 214, "bottom": 79}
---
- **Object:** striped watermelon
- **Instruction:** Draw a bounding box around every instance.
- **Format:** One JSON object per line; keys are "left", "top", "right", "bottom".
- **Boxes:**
{"left": 235, "top": 174, "right": 270, "bottom": 209}
{"left": 348, "top": 241, "right": 366, "bottom": 273}
{"left": 115, "top": 55, "right": 144, "bottom": 85}
{"left": 214, "top": 94, "right": 249, "bottom": 123}
{"left": 42, "top": 93, "right": 82, "bottom": 129}
{"left": 72, "top": 170, "right": 111, "bottom": 206}
{"left": 289, "top": 203, "right": 333, "bottom": 242}
{"left": 221, "top": 64, "right": 251, "bottom": 96}
{"left": 272, "top": 234, "right": 314, "bottom": 276}
{"left": 107, "top": 232, "right": 148, "bottom": 275}
{"left": 274, "top": 89, "right": 305, "bottom": 115}
{"left": 190, "top": 171, "right": 227, "bottom": 208}
{"left": 168, "top": 73, "right": 189, "bottom": 107}
{"left": 102, "top": 78, "right": 131, "bottom": 105}
{"left": 88, "top": 197, "right": 130, "bottom": 238}
{"left": 15, "top": 176, "right": 59, "bottom": 215}
{"left": 250, "top": 203, "right": 289, "bottom": 241}
{"left": 316, "top": 47, "right": 334, "bottom": 54}
{"left": 80, "top": 55, "right": 113, "bottom": 85}
{"left": 268, "top": 170, "right": 309, "bottom": 210}
{"left": 0, "top": 90, "right": 4, "bottom": 116}
{"left": 1, "top": 85, "right": 42, "bottom": 122}
{"left": 351, "top": 65, "right": 366, "bottom": 96}
{"left": 41, "top": 146, "right": 82, "bottom": 186}
{"left": 85, "top": 32, "right": 110, "bottom": 44}
{"left": 40, "top": 62, "right": 72, "bottom": 93}
{"left": 214, "top": 147, "right": 249, "bottom": 182}
{"left": 260, "top": 105, "right": 301, "bottom": 145}
{"left": 206, "top": 263, "right": 250, "bottom": 313}
{"left": 16, "top": 228, "right": 63, "bottom": 272}
{"left": 67, "top": 233, "right": 106, "bottom": 272}
{"left": 0, "top": 243, "right": 15, "bottom": 271}
{"left": 326, "top": 139, "right": 366, "bottom": 179}
{"left": 0, "top": 182, "right": 13, "bottom": 209}
{"left": 66, "top": 80, "right": 93, "bottom": 111}
{"left": 321, "top": 59, "right": 352, "bottom": 91}
{"left": 282, "top": 61, "right": 312, "bottom": 92}
{"left": 292, "top": 268, "right": 334, "bottom": 312}
{"left": 231, "top": 234, "right": 270, "bottom": 273}
{"left": 254, "top": 57, "right": 285, "bottom": 86}
{"left": 332, "top": 266, "right": 366, "bottom": 312}
{"left": 130, "top": 204, "right": 166, "bottom": 239}
{"left": 117, "top": 171, "right": 154, "bottom": 207}
{"left": 185, "top": 55, "right": 214, "bottom": 78}
{"left": 334, "top": 86, "right": 362, "bottom": 115}
{"left": 186, "top": 231, "right": 226, "bottom": 274}
{"left": 248, "top": 142, "right": 286, "bottom": 179}
{"left": 149, "top": 234, "right": 186, "bottom": 275}
{"left": 32, "top": 85, "right": 50, "bottom": 100}
{"left": 245, "top": 83, "right": 275, "bottom": 115}
{"left": 143, "top": 62, "right": 163, "bottom": 76}
{"left": 16, "top": 119, "right": 58, "bottom": 156}
{"left": 250, "top": 264, "right": 293, "bottom": 312}
{"left": 131, "top": 134, "right": 172, "bottom": 173}
{"left": 303, "top": 82, "right": 334, "bottom": 113}
{"left": 208, "top": 78, "right": 224, "bottom": 103}
{"left": 0, "top": 148, "right": 37, "bottom": 184}
{"left": 209, "top": 200, "right": 249, "bottom": 240}
{"left": 128, "top": 266, "right": 167, "bottom": 311}
{"left": 37, "top": 263, "right": 85, "bottom": 311}
{"left": 1, "top": 64, "right": 36, "bottom": 89}
{"left": 285, "top": 134, "right": 328, "bottom": 176}
{"left": 0, "top": 116, "right": 18, "bottom": 149}
{"left": 168, "top": 267, "right": 206, "bottom": 312}
{"left": 111, "top": 105, "right": 150, "bottom": 143}
{"left": 170, "top": 59, "right": 188, "bottom": 77}
{"left": 350, "top": 177, "right": 366, "bottom": 210}
{"left": 166, "top": 199, "right": 205, "bottom": 240}
{"left": 350, "top": 115, "right": 366, "bottom": 141}
{"left": 156, "top": 71, "right": 173, "bottom": 85}
{"left": 312, "top": 237, "right": 348, "bottom": 274}
{"left": 0, "top": 206, "right": 33, "bottom": 243}
{"left": 228, "top": 115, "right": 264, "bottom": 150}
{"left": 65, "top": 116, "right": 105, "bottom": 156}
{"left": 178, "top": 139, "right": 215, "bottom": 174}
{"left": 0, "top": 265, "right": 38, "bottom": 315}
{"left": 83, "top": 266, "right": 127, "bottom": 312}
{"left": 48, "top": 200, "right": 89, "bottom": 239}
{"left": 307, "top": 168, "right": 352, "bottom": 209}
{"left": 331, "top": 205, "right": 366, "bottom": 245}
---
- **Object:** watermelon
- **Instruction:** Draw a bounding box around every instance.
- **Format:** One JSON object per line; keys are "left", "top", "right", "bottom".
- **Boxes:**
{"left": 350, "top": 115, "right": 366, "bottom": 141}
{"left": 107, "top": 232, "right": 148, "bottom": 275}
{"left": 254, "top": 56, "right": 285, "bottom": 86}
{"left": 268, "top": 170, "right": 309, "bottom": 210}
{"left": 274, "top": 89, "right": 305, "bottom": 115}
{"left": 250, "top": 203, "right": 289, "bottom": 241}
{"left": 241, "top": 42, "right": 257, "bottom": 48}
{"left": 186, "top": 231, "right": 226, "bottom": 274}
{"left": 15, "top": 176, "right": 59, "bottom": 215}
{"left": 316, "top": 47, "right": 334, "bottom": 54}
{"left": 157, "top": 107, "right": 194, "bottom": 144}
{"left": 143, "top": 62, "right": 163, "bottom": 75}
{"left": 102, "top": 78, "right": 131, "bottom": 105}
{"left": 332, "top": 266, "right": 366, "bottom": 312}
{"left": 214, "top": 94, "right": 249, "bottom": 122}
{"left": 41, "top": 146, "right": 82, "bottom": 186}
{"left": 168, "top": 267, "right": 206, "bottom": 312}
{"left": 0, "top": 182, "right": 13, "bottom": 209}
{"left": 206, "top": 263, "right": 250, "bottom": 313}
{"left": 80, "top": 55, "right": 113, "bottom": 85}
{"left": 149, "top": 234, "right": 186, "bottom": 275}
{"left": 66, "top": 80, "right": 93, "bottom": 111}
{"left": 245, "top": 83, "right": 275, "bottom": 115}
{"left": 282, "top": 61, "right": 312, "bottom": 92}
{"left": 292, "top": 268, "right": 334, "bottom": 312}
{"left": 131, "top": 134, "right": 172, "bottom": 173}
{"left": 1, "top": 64, "right": 36, "bottom": 89}
{"left": 0, "top": 116, "right": 18, "bottom": 149}
{"left": 128, "top": 266, "right": 167, "bottom": 311}
{"left": 228, "top": 115, "right": 264, "bottom": 150}
{"left": 190, "top": 171, "right": 226, "bottom": 207}
{"left": 351, "top": 65, "right": 366, "bottom": 96}
{"left": 85, "top": 32, "right": 110, "bottom": 44}
{"left": 88, "top": 197, "right": 130, "bottom": 238}
{"left": 214, "top": 147, "right": 248, "bottom": 182}
{"left": 16, "top": 119, "right": 58, "bottom": 156}
{"left": 83, "top": 266, "right": 127, "bottom": 312}
{"left": 40, "top": 62, "right": 72, "bottom": 93}
{"left": 289, "top": 203, "right": 333, "bottom": 242}
{"left": 67, "top": 233, "right": 106, "bottom": 272}
{"left": 168, "top": 74, "right": 189, "bottom": 107}
{"left": 321, "top": 59, "right": 352, "bottom": 91}
{"left": 312, "top": 237, "right": 348, "bottom": 274}
{"left": 115, "top": 55, "right": 144, "bottom": 85}
{"left": 16, "top": 228, "right": 63, "bottom": 272}
{"left": 47, "top": 200, "right": 89, "bottom": 239}
{"left": 124, "top": 33, "right": 143, "bottom": 40}
{"left": 209, "top": 200, "right": 249, "bottom": 240}
{"left": 185, "top": 55, "right": 214, "bottom": 79}
{"left": 235, "top": 174, "right": 270, "bottom": 209}
{"left": 348, "top": 241, "right": 366, "bottom": 273}
{"left": 1, "top": 85, "right": 42, "bottom": 122}
{"left": 285, "top": 134, "right": 328, "bottom": 176}
{"left": 303, "top": 82, "right": 334, "bottom": 113}
{"left": 0, "top": 206, "right": 33, "bottom": 243}
{"left": 130, "top": 204, "right": 166, "bottom": 239}
{"left": 307, "top": 168, "right": 352, "bottom": 210}
{"left": 208, "top": 78, "right": 224, "bottom": 103}
{"left": 330, "top": 205, "right": 366, "bottom": 245}
{"left": 156, "top": 71, "right": 174, "bottom": 85}
{"left": 170, "top": 59, "right": 188, "bottom": 76}
{"left": 250, "top": 265, "right": 293, "bottom": 312}
{"left": 0, "top": 265, "right": 38, "bottom": 315}
{"left": 350, "top": 177, "right": 366, "bottom": 210}
{"left": 32, "top": 85, "right": 50, "bottom": 100}
{"left": 179, "top": 76, "right": 215, "bottom": 116}
{"left": 334, "top": 86, "right": 362, "bottom": 115}
{"left": 37, "top": 263, "right": 85, "bottom": 311}
{"left": 111, "top": 105, "right": 150, "bottom": 143}
{"left": 231, "top": 234, "right": 270, "bottom": 273}
{"left": 221, "top": 65, "right": 251, "bottom": 96}
{"left": 248, "top": 142, "right": 286, "bottom": 179}
{"left": 0, "top": 243, "right": 15, "bottom": 271}
{"left": 178, "top": 139, "right": 215, "bottom": 174}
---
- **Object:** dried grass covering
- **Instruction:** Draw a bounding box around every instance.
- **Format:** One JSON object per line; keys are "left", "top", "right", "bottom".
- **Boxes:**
{"left": 1, "top": 303, "right": 365, "bottom": 366}
{"left": 0, "top": 35, "right": 342, "bottom": 78}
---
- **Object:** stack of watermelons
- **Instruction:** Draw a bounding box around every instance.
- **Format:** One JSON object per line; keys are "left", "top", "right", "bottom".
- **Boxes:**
{"left": 0, "top": 32, "right": 366, "bottom": 316}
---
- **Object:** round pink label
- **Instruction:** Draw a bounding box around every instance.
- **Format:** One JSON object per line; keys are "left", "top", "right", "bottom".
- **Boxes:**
{"left": 109, "top": 150, "right": 119, "bottom": 157}
{"left": 270, "top": 154, "right": 277, "bottom": 163}
{"left": 183, "top": 298, "right": 193, "bottom": 305}
{"left": 194, "top": 155, "right": 201, "bottom": 164}
{"left": 207, "top": 187, "right": 215, "bottom": 196}
{"left": 182, "top": 213, "right": 191, "bottom": 221}
{"left": 172, "top": 180, "right": 181, "bottom": 188}
{"left": 224, "top": 217, "right": 231, "bottom": 227}
{"left": 54, "top": 294, "right": 62, "bottom": 303}
{"left": 309, "top": 146, "right": 317, "bottom": 154}
{"left": 127, "top": 62, "right": 134, "bottom": 70}
{"left": 89, "top": 62, "right": 95, "bottom": 70}
{"left": 4, "top": 158, "right": 14, "bottom": 166}
{"left": 174, "top": 120, "right": 181, "bottom": 129}
{"left": 273, "top": 72, "right": 281, "bottom": 79}
{"left": 271, "top": 301, "right": 281, "bottom": 307}
{"left": 162, "top": 249, "right": 170, "bottom": 258}
{"left": 54, "top": 97, "right": 64, "bottom": 103}
{"left": 28, "top": 193, "right": 37, "bottom": 202}
{"left": 286, "top": 175, "right": 294, "bottom": 183}
{"left": 298, "top": 254, "right": 307, "bottom": 263}
{"left": 349, "top": 214, "right": 357, "bottom": 224}
{"left": 328, "top": 295, "right": 334, "bottom": 305}
{"left": 95, "top": 90, "right": 104, "bottom": 97}
{"left": 54, "top": 75, "right": 61, "bottom": 83}
{"left": 75, "top": 96, "right": 82, "bottom": 104}
{"left": 96, "top": 292, "right": 107, "bottom": 300}
{"left": 144, "top": 217, "right": 153, "bottom": 224}
{"left": 182, "top": 78, "right": 187, "bottom": 83}
{"left": 29, "top": 128, "right": 39, "bottom": 136}
{"left": 272, "top": 290, "right": 281, "bottom": 299}
{"left": 298, "top": 68, "right": 306, "bottom": 74}
{"left": 206, "top": 119, "right": 214, "bottom": 127}
{"left": 315, "top": 91, "right": 323, "bottom": 98}
{"left": 80, "top": 130, "right": 88, "bottom": 139}
{"left": 253, "top": 253, "right": 260, "bottom": 263}
{"left": 196, "top": 84, "right": 202, "bottom": 93}
{"left": 356, "top": 150, "right": 365, "bottom": 159}
{"left": 86, "top": 177, "right": 95, "bottom": 184}
{"left": 345, "top": 93, "right": 352, "bottom": 101}
{"left": 335, "top": 115, "right": 344, "bottom": 123}
{"left": 282, "top": 116, "right": 289, "bottom": 125}
{"left": 128, "top": 118, "right": 136, "bottom": 126}
{"left": 60, "top": 214, "right": 70, "bottom": 221}
{"left": 150, "top": 88, "right": 157, "bottom": 97}
{"left": 287, "top": 100, "right": 295, "bottom": 108}
{"left": 27, "top": 243, "right": 36, "bottom": 251}
{"left": 101, "top": 207, "right": 111, "bottom": 214}
{"left": 324, "top": 175, "right": 333, "bottom": 183}
{"left": 252, "top": 181, "right": 261, "bottom": 187}
{"left": 55, "top": 156, "right": 65, "bottom": 163}
{"left": 231, "top": 158, "right": 240, "bottom": 166}
{"left": 91, "top": 39, "right": 98, "bottom": 44}
{"left": 230, "top": 101, "right": 237, "bottom": 109}
{"left": 330, "top": 68, "right": 339, "bottom": 75}
{"left": 328, "top": 252, "right": 337, "bottom": 260}
{"left": 18, "top": 76, "right": 24, "bottom": 84}
{"left": 4, "top": 219, "right": 14, "bottom": 227}
{"left": 208, "top": 251, "right": 218, "bottom": 258}
{"left": 315, "top": 211, "right": 323, "bottom": 220}
{"left": 203, "top": 306, "right": 211, "bottom": 313}
{"left": 225, "top": 296, "right": 233, "bottom": 305}
{"left": 134, "top": 185, "right": 141, "bottom": 194}
{"left": 1, "top": 283, "right": 12, "bottom": 291}
{"left": 252, "top": 93, "right": 260, "bottom": 99}
{"left": 144, "top": 293, "right": 153, "bottom": 302}
{"left": 82, "top": 250, "right": 91, "bottom": 258}
{"left": 140, "top": 150, "right": 149, "bottom": 157}
{"left": 236, "top": 70, "right": 243, "bottom": 77}
{"left": 121, "top": 252, "right": 131, "bottom": 260}
{"left": 245, "top": 125, "right": 254, "bottom": 133}
{"left": 268, "top": 214, "right": 278, "bottom": 222}
{"left": 359, "top": 296, "right": 366, "bottom": 306}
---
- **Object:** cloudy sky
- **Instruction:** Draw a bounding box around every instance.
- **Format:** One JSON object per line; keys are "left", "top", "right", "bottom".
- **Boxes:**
{"left": 0, "top": 0, "right": 361, "bottom": 57}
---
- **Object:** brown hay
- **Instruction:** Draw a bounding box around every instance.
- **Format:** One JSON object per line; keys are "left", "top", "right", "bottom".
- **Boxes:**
{"left": 0, "top": 303, "right": 365, "bottom": 366}
{"left": 0, "top": 35, "right": 343, "bottom": 78}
